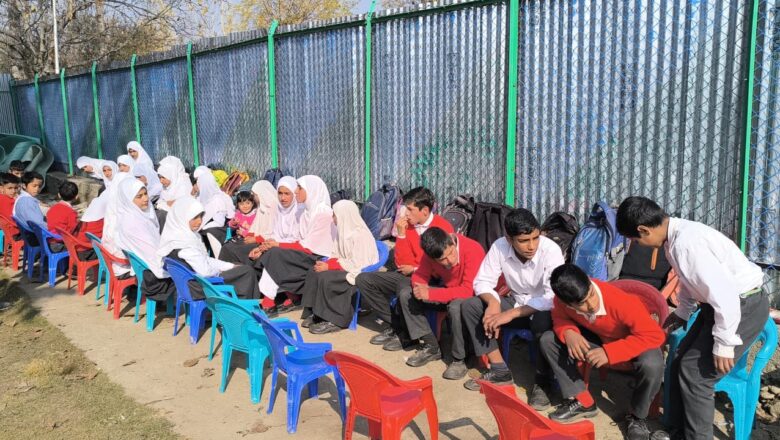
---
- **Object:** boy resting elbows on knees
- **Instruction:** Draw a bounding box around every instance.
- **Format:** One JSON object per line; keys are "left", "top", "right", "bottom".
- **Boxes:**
{"left": 615, "top": 196, "right": 769, "bottom": 440}
{"left": 541, "top": 264, "right": 665, "bottom": 440}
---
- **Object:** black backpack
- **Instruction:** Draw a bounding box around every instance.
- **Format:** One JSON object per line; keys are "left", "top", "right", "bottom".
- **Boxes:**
{"left": 440, "top": 194, "right": 476, "bottom": 234}
{"left": 361, "top": 184, "right": 403, "bottom": 240}
{"left": 262, "top": 168, "right": 285, "bottom": 187}
{"left": 619, "top": 242, "right": 672, "bottom": 290}
{"left": 541, "top": 212, "right": 579, "bottom": 261}
{"left": 330, "top": 189, "right": 353, "bottom": 205}
{"left": 467, "top": 202, "right": 513, "bottom": 251}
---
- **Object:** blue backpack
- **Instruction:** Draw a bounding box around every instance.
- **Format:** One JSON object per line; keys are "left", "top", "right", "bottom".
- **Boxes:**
{"left": 361, "top": 184, "right": 402, "bottom": 240}
{"left": 571, "top": 201, "right": 627, "bottom": 281}
{"left": 262, "top": 168, "right": 285, "bottom": 187}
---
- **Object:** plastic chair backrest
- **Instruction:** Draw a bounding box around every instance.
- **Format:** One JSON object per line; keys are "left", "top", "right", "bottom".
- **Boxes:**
{"left": 361, "top": 241, "right": 390, "bottom": 272}
{"left": 13, "top": 216, "right": 37, "bottom": 244}
{"left": 739, "top": 317, "right": 778, "bottom": 375}
{"left": 192, "top": 273, "right": 226, "bottom": 300}
{"left": 29, "top": 222, "right": 60, "bottom": 256}
{"left": 57, "top": 228, "right": 86, "bottom": 260}
{"left": 255, "top": 312, "right": 299, "bottom": 372}
{"left": 205, "top": 296, "right": 253, "bottom": 351}
{"left": 609, "top": 279, "right": 669, "bottom": 325}
{"left": 85, "top": 232, "right": 101, "bottom": 243}
{"left": 94, "top": 242, "right": 124, "bottom": 278}
{"left": 124, "top": 250, "right": 150, "bottom": 282}
{"left": 89, "top": 236, "right": 108, "bottom": 271}
{"left": 163, "top": 257, "right": 196, "bottom": 302}
{"left": 0, "top": 214, "right": 19, "bottom": 236}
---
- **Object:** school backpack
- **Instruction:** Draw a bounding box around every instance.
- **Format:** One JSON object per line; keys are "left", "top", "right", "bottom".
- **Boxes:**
{"left": 330, "top": 189, "right": 353, "bottom": 205}
{"left": 467, "top": 202, "right": 513, "bottom": 251}
{"left": 618, "top": 242, "right": 672, "bottom": 290}
{"left": 361, "top": 184, "right": 403, "bottom": 240}
{"left": 570, "top": 201, "right": 627, "bottom": 281}
{"left": 540, "top": 212, "right": 579, "bottom": 261}
{"left": 262, "top": 168, "right": 285, "bottom": 187}
{"left": 440, "top": 194, "right": 476, "bottom": 234}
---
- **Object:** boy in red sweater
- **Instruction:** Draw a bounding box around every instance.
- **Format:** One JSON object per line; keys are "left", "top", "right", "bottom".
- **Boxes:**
{"left": 541, "top": 264, "right": 665, "bottom": 440}
{"left": 0, "top": 173, "right": 19, "bottom": 219}
{"left": 355, "top": 187, "right": 454, "bottom": 350}
{"left": 400, "top": 227, "right": 485, "bottom": 373}
{"left": 46, "top": 181, "right": 79, "bottom": 252}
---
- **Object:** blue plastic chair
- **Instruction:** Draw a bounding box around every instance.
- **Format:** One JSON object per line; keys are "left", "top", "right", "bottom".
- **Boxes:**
{"left": 87, "top": 236, "right": 110, "bottom": 304}
{"left": 350, "top": 241, "right": 390, "bottom": 330}
{"left": 123, "top": 250, "right": 173, "bottom": 331}
{"left": 29, "top": 223, "right": 70, "bottom": 286}
{"left": 663, "top": 312, "right": 778, "bottom": 440}
{"left": 164, "top": 257, "right": 220, "bottom": 345}
{"left": 253, "top": 311, "right": 346, "bottom": 434}
{"left": 13, "top": 216, "right": 41, "bottom": 280}
{"left": 501, "top": 328, "right": 536, "bottom": 365}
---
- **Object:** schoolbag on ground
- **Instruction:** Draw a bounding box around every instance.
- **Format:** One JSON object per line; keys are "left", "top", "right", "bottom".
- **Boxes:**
{"left": 440, "top": 194, "right": 476, "bottom": 234}
{"left": 467, "top": 202, "right": 513, "bottom": 252}
{"left": 619, "top": 242, "right": 671, "bottom": 290}
{"left": 262, "top": 168, "right": 285, "bottom": 187}
{"left": 329, "top": 189, "right": 353, "bottom": 205}
{"left": 361, "top": 184, "right": 403, "bottom": 240}
{"left": 541, "top": 212, "right": 579, "bottom": 261}
{"left": 571, "top": 201, "right": 627, "bottom": 281}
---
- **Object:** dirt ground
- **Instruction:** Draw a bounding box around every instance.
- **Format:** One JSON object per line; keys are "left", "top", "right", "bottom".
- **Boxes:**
{"left": 6, "top": 267, "right": 780, "bottom": 440}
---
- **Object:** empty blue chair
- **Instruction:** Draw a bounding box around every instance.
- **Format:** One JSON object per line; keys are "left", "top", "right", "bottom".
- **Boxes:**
{"left": 13, "top": 216, "right": 41, "bottom": 280}
{"left": 253, "top": 311, "right": 346, "bottom": 434}
{"left": 124, "top": 250, "right": 173, "bottom": 331}
{"left": 350, "top": 241, "right": 390, "bottom": 330}
{"left": 29, "top": 223, "right": 69, "bottom": 286}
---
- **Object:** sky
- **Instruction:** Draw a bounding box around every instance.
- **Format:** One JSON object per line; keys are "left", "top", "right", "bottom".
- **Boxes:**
{"left": 353, "top": 0, "right": 376, "bottom": 13}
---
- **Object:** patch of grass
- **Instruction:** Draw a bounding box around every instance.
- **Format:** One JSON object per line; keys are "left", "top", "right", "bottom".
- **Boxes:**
{"left": 0, "top": 274, "right": 182, "bottom": 440}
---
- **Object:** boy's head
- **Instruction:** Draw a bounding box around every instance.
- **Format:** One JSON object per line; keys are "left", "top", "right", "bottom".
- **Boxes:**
{"left": 58, "top": 181, "right": 79, "bottom": 203}
{"left": 420, "top": 227, "right": 459, "bottom": 269}
{"left": 402, "top": 187, "right": 435, "bottom": 226}
{"left": 504, "top": 208, "right": 541, "bottom": 261}
{"left": 9, "top": 160, "right": 24, "bottom": 178}
{"left": 0, "top": 173, "right": 20, "bottom": 197}
{"left": 550, "top": 264, "right": 599, "bottom": 314}
{"left": 616, "top": 196, "right": 669, "bottom": 249}
{"left": 21, "top": 172, "right": 44, "bottom": 197}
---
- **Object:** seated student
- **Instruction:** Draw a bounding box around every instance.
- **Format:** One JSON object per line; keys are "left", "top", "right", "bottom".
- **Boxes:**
{"left": 156, "top": 196, "right": 260, "bottom": 299}
{"left": 245, "top": 181, "right": 278, "bottom": 241}
{"left": 541, "top": 264, "right": 665, "bottom": 438}
{"left": 615, "top": 196, "right": 769, "bottom": 440}
{"left": 117, "top": 155, "right": 134, "bottom": 174}
{"left": 13, "top": 171, "right": 46, "bottom": 244}
{"left": 461, "top": 208, "right": 564, "bottom": 409}
{"left": 100, "top": 161, "right": 118, "bottom": 189}
{"left": 300, "top": 200, "right": 378, "bottom": 334}
{"left": 76, "top": 194, "right": 106, "bottom": 242}
{"left": 46, "top": 181, "right": 79, "bottom": 251}
{"left": 76, "top": 157, "right": 104, "bottom": 180}
{"left": 193, "top": 166, "right": 235, "bottom": 243}
{"left": 9, "top": 160, "right": 25, "bottom": 179}
{"left": 0, "top": 173, "right": 19, "bottom": 219}
{"left": 126, "top": 141, "right": 162, "bottom": 199}
{"left": 399, "top": 227, "right": 486, "bottom": 376}
{"left": 231, "top": 190, "right": 257, "bottom": 238}
{"left": 156, "top": 156, "right": 192, "bottom": 212}
{"left": 355, "top": 187, "right": 454, "bottom": 350}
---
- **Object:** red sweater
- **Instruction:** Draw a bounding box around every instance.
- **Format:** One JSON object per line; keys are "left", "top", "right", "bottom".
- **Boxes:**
{"left": 395, "top": 215, "right": 454, "bottom": 267}
{"left": 0, "top": 194, "right": 15, "bottom": 219}
{"left": 552, "top": 279, "right": 665, "bottom": 365}
{"left": 47, "top": 202, "right": 78, "bottom": 237}
{"left": 411, "top": 234, "right": 485, "bottom": 303}
{"left": 75, "top": 219, "right": 104, "bottom": 252}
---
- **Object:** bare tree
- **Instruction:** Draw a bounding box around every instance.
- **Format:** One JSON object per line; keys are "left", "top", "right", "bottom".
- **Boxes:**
{"left": 224, "top": 0, "right": 356, "bottom": 33}
{"left": 380, "top": 0, "right": 434, "bottom": 9}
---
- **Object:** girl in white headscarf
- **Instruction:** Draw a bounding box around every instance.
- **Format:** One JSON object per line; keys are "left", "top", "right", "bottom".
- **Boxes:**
{"left": 192, "top": 166, "right": 235, "bottom": 230}
{"left": 76, "top": 156, "right": 105, "bottom": 180}
{"left": 73, "top": 192, "right": 108, "bottom": 251}
{"left": 117, "top": 155, "right": 134, "bottom": 174}
{"left": 156, "top": 196, "right": 260, "bottom": 299}
{"left": 156, "top": 156, "right": 192, "bottom": 212}
{"left": 300, "top": 200, "right": 378, "bottom": 333}
{"left": 100, "top": 161, "right": 118, "bottom": 189}
{"left": 126, "top": 141, "right": 162, "bottom": 198}
{"left": 246, "top": 180, "right": 277, "bottom": 240}
{"left": 101, "top": 170, "right": 134, "bottom": 275}
{"left": 271, "top": 176, "right": 304, "bottom": 243}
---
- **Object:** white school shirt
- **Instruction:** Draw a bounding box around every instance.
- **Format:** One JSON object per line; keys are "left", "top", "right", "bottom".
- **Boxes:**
{"left": 665, "top": 217, "right": 765, "bottom": 359}
{"left": 472, "top": 235, "right": 565, "bottom": 311}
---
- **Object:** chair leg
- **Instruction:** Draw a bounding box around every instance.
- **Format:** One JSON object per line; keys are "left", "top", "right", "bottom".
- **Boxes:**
{"left": 286, "top": 378, "right": 305, "bottom": 434}
{"left": 425, "top": 405, "right": 439, "bottom": 440}
{"left": 349, "top": 291, "right": 361, "bottom": 331}
{"left": 380, "top": 419, "right": 402, "bottom": 440}
{"left": 367, "top": 420, "right": 382, "bottom": 440}
{"left": 112, "top": 285, "right": 123, "bottom": 319}
{"left": 249, "top": 350, "right": 268, "bottom": 404}
{"left": 189, "top": 305, "right": 206, "bottom": 345}
{"left": 173, "top": 300, "right": 182, "bottom": 336}
{"left": 67, "top": 264, "right": 74, "bottom": 290}
{"left": 267, "top": 367, "right": 279, "bottom": 414}
{"left": 334, "top": 371, "right": 346, "bottom": 421}
{"left": 77, "top": 266, "right": 87, "bottom": 295}
{"left": 134, "top": 285, "right": 143, "bottom": 323}
{"left": 307, "top": 377, "right": 319, "bottom": 399}
{"left": 344, "top": 408, "right": 357, "bottom": 440}
{"left": 146, "top": 299, "right": 157, "bottom": 332}
{"left": 208, "top": 320, "right": 217, "bottom": 360}
{"left": 219, "top": 344, "right": 233, "bottom": 393}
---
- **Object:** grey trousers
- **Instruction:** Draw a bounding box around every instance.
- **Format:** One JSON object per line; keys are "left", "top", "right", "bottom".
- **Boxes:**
{"left": 354, "top": 271, "right": 410, "bottom": 324}
{"left": 395, "top": 283, "right": 467, "bottom": 358}
{"left": 667, "top": 291, "right": 769, "bottom": 439}
{"left": 539, "top": 329, "right": 664, "bottom": 419}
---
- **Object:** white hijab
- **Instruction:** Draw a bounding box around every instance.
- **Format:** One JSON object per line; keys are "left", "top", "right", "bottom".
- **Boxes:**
{"left": 81, "top": 192, "right": 108, "bottom": 222}
{"left": 193, "top": 166, "right": 221, "bottom": 205}
{"left": 249, "top": 180, "right": 278, "bottom": 238}
{"left": 100, "top": 161, "right": 118, "bottom": 189}
{"left": 194, "top": 166, "right": 234, "bottom": 228}
{"left": 156, "top": 196, "right": 207, "bottom": 260}
{"left": 77, "top": 156, "right": 105, "bottom": 179}
{"left": 127, "top": 141, "right": 153, "bottom": 168}
{"left": 333, "top": 200, "right": 378, "bottom": 274}
{"left": 117, "top": 154, "right": 134, "bottom": 174}
{"left": 101, "top": 171, "right": 133, "bottom": 253}
{"left": 115, "top": 178, "right": 164, "bottom": 278}
{"left": 272, "top": 176, "right": 303, "bottom": 243}
{"left": 127, "top": 141, "right": 162, "bottom": 198}
{"left": 157, "top": 156, "right": 192, "bottom": 208}
{"left": 297, "top": 175, "right": 335, "bottom": 257}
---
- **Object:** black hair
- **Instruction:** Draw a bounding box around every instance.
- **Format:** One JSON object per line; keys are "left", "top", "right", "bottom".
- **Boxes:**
{"left": 189, "top": 174, "right": 198, "bottom": 186}
{"left": 402, "top": 187, "right": 435, "bottom": 211}
{"left": 235, "top": 191, "right": 257, "bottom": 208}
{"left": 504, "top": 208, "right": 540, "bottom": 237}
{"left": 9, "top": 160, "right": 24, "bottom": 172}
{"left": 550, "top": 264, "right": 592, "bottom": 305}
{"left": 616, "top": 196, "right": 668, "bottom": 238}
{"left": 58, "top": 181, "right": 78, "bottom": 202}
{"left": 0, "top": 173, "right": 19, "bottom": 186}
{"left": 21, "top": 171, "right": 44, "bottom": 186}
{"left": 420, "top": 227, "right": 454, "bottom": 259}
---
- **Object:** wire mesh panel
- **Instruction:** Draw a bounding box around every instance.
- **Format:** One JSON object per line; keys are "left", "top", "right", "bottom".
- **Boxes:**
{"left": 371, "top": 3, "right": 508, "bottom": 203}
{"left": 65, "top": 74, "right": 98, "bottom": 161}
{"left": 194, "top": 42, "right": 271, "bottom": 176}
{"left": 275, "top": 25, "right": 366, "bottom": 197}
{"left": 135, "top": 59, "right": 193, "bottom": 166}
{"left": 15, "top": 84, "right": 39, "bottom": 139}
{"left": 516, "top": 0, "right": 746, "bottom": 236}
{"left": 39, "top": 79, "right": 68, "bottom": 170}
{"left": 0, "top": 74, "right": 16, "bottom": 134}
{"left": 97, "top": 69, "right": 135, "bottom": 162}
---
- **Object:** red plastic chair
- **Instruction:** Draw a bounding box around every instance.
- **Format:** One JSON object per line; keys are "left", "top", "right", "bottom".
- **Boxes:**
{"left": 479, "top": 380, "right": 595, "bottom": 440}
{"left": 324, "top": 351, "right": 439, "bottom": 440}
{"left": 94, "top": 242, "right": 137, "bottom": 319}
{"left": 0, "top": 214, "right": 23, "bottom": 271}
{"left": 57, "top": 228, "right": 99, "bottom": 295}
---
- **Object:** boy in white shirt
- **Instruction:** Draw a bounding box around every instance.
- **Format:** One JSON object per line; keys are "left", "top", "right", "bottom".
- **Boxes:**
{"left": 616, "top": 196, "right": 769, "bottom": 440}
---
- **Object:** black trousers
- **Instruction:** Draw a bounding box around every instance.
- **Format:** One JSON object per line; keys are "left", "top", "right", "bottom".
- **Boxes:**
{"left": 300, "top": 270, "right": 357, "bottom": 329}
{"left": 539, "top": 328, "right": 664, "bottom": 419}
{"left": 166, "top": 251, "right": 260, "bottom": 300}
{"left": 219, "top": 241, "right": 257, "bottom": 267}
{"left": 461, "top": 295, "right": 552, "bottom": 382}
{"left": 667, "top": 292, "right": 769, "bottom": 439}
{"left": 258, "top": 247, "right": 319, "bottom": 294}
{"left": 141, "top": 270, "right": 176, "bottom": 302}
{"left": 395, "top": 282, "right": 467, "bottom": 357}
{"left": 354, "top": 271, "right": 410, "bottom": 324}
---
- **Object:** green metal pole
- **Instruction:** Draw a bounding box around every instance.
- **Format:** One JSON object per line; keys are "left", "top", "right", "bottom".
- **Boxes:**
{"left": 186, "top": 42, "right": 201, "bottom": 167}
{"left": 504, "top": 0, "right": 520, "bottom": 206}
{"left": 91, "top": 61, "right": 103, "bottom": 159}
{"left": 59, "top": 68, "right": 74, "bottom": 174}
{"left": 130, "top": 54, "right": 141, "bottom": 142}
{"left": 363, "top": 0, "right": 377, "bottom": 200}
{"left": 33, "top": 74, "right": 46, "bottom": 147}
{"left": 267, "top": 20, "right": 280, "bottom": 169}
{"left": 739, "top": 0, "right": 760, "bottom": 252}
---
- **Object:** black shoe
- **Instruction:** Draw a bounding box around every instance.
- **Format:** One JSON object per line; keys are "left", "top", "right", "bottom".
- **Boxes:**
{"left": 464, "top": 368, "right": 513, "bottom": 391}
{"left": 650, "top": 430, "right": 673, "bottom": 440}
{"left": 264, "top": 306, "right": 279, "bottom": 319}
{"left": 309, "top": 321, "right": 343, "bottom": 335}
{"left": 357, "top": 306, "right": 372, "bottom": 317}
{"left": 406, "top": 344, "right": 442, "bottom": 367}
{"left": 382, "top": 336, "right": 403, "bottom": 352}
{"left": 548, "top": 398, "right": 598, "bottom": 422}
{"left": 370, "top": 327, "right": 395, "bottom": 345}
{"left": 442, "top": 360, "right": 468, "bottom": 380}
{"left": 528, "top": 384, "right": 551, "bottom": 411}
{"left": 301, "top": 315, "right": 315, "bottom": 328}
{"left": 626, "top": 415, "right": 651, "bottom": 440}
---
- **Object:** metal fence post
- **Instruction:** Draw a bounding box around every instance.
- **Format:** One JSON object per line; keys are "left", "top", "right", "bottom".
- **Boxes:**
{"left": 363, "top": 0, "right": 377, "bottom": 200}
{"left": 504, "top": 0, "right": 520, "bottom": 206}
{"left": 59, "top": 68, "right": 74, "bottom": 174}
{"left": 130, "top": 54, "right": 141, "bottom": 142}
{"left": 91, "top": 61, "right": 103, "bottom": 159}
{"left": 9, "top": 78, "right": 21, "bottom": 134}
{"left": 33, "top": 74, "right": 47, "bottom": 147}
{"left": 186, "top": 42, "right": 201, "bottom": 167}
{"left": 739, "top": 0, "right": 760, "bottom": 252}
{"left": 267, "top": 20, "right": 280, "bottom": 169}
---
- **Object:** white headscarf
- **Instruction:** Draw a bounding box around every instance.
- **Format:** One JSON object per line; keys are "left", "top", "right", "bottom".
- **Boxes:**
{"left": 115, "top": 178, "right": 164, "bottom": 278}
{"left": 193, "top": 166, "right": 221, "bottom": 205}
{"left": 117, "top": 155, "right": 134, "bottom": 174}
{"left": 193, "top": 166, "right": 235, "bottom": 228}
{"left": 333, "top": 200, "right": 378, "bottom": 274}
{"left": 127, "top": 141, "right": 153, "bottom": 168}
{"left": 81, "top": 192, "right": 109, "bottom": 222}
{"left": 127, "top": 141, "right": 162, "bottom": 198}
{"left": 100, "top": 161, "right": 118, "bottom": 189}
{"left": 157, "top": 156, "right": 192, "bottom": 209}
{"left": 76, "top": 156, "right": 105, "bottom": 179}
{"left": 272, "top": 176, "right": 303, "bottom": 243}
{"left": 156, "top": 196, "right": 206, "bottom": 260}
{"left": 101, "top": 171, "right": 133, "bottom": 253}
{"left": 248, "top": 180, "right": 278, "bottom": 238}
{"left": 296, "top": 175, "right": 335, "bottom": 257}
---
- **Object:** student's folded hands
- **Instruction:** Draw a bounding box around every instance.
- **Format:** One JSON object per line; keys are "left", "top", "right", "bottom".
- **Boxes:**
{"left": 585, "top": 347, "right": 609, "bottom": 368}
